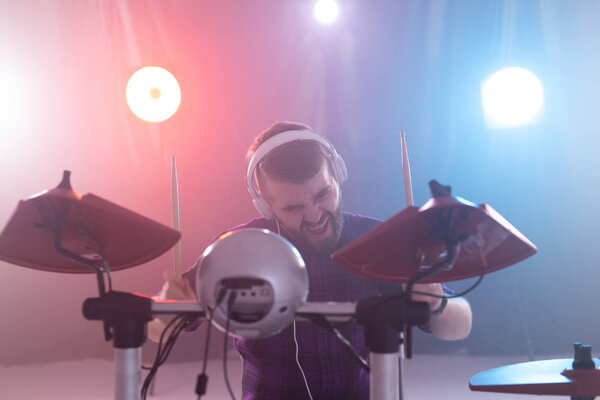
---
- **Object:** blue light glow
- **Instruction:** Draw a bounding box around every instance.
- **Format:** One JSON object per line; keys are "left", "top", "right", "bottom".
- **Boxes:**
{"left": 481, "top": 67, "right": 544, "bottom": 129}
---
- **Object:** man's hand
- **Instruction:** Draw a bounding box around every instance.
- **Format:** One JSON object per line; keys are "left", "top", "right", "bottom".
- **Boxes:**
{"left": 157, "top": 270, "right": 197, "bottom": 301}
{"left": 148, "top": 270, "right": 197, "bottom": 342}
{"left": 403, "top": 282, "right": 444, "bottom": 310}
{"left": 403, "top": 282, "right": 472, "bottom": 341}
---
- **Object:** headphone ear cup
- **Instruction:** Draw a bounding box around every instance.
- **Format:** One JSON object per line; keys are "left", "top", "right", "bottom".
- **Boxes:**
{"left": 252, "top": 197, "right": 274, "bottom": 220}
{"left": 331, "top": 154, "right": 348, "bottom": 184}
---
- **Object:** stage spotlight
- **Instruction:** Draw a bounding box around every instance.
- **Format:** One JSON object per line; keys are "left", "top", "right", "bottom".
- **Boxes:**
{"left": 481, "top": 67, "right": 544, "bottom": 128}
{"left": 126, "top": 66, "right": 181, "bottom": 123}
{"left": 314, "top": 0, "right": 339, "bottom": 24}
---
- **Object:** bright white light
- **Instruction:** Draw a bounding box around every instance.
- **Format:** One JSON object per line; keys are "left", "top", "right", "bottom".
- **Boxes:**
{"left": 126, "top": 66, "right": 181, "bottom": 123}
{"left": 0, "top": 73, "right": 12, "bottom": 127}
{"left": 482, "top": 67, "right": 544, "bottom": 128}
{"left": 314, "top": 0, "right": 339, "bottom": 24}
{"left": 0, "top": 67, "right": 26, "bottom": 129}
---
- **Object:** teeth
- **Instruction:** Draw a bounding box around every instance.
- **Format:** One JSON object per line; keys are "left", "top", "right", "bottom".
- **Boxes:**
{"left": 306, "top": 217, "right": 328, "bottom": 232}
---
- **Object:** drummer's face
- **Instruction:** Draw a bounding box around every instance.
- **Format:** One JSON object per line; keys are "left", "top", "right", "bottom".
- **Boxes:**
{"left": 261, "top": 161, "right": 343, "bottom": 253}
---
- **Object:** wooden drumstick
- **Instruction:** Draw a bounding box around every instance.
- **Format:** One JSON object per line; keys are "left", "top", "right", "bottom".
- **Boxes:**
{"left": 400, "top": 131, "right": 415, "bottom": 367}
{"left": 400, "top": 131, "right": 414, "bottom": 207}
{"left": 171, "top": 156, "right": 182, "bottom": 276}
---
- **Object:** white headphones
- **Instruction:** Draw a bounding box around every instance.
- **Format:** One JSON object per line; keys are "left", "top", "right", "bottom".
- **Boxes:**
{"left": 246, "top": 130, "right": 348, "bottom": 220}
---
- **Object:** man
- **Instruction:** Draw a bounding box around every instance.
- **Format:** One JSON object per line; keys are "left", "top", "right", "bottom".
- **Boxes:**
{"left": 149, "top": 121, "right": 472, "bottom": 399}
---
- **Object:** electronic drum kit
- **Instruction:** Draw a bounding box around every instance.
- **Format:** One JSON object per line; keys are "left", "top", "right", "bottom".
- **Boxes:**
{"left": 0, "top": 171, "right": 597, "bottom": 400}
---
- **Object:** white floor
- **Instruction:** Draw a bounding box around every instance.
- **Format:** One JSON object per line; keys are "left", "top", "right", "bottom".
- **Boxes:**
{"left": 0, "top": 353, "right": 565, "bottom": 399}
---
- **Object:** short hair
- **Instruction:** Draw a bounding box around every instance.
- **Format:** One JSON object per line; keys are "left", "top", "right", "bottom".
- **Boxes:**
{"left": 247, "top": 121, "right": 329, "bottom": 184}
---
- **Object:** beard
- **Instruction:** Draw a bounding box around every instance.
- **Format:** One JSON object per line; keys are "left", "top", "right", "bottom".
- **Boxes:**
{"left": 279, "top": 203, "right": 344, "bottom": 256}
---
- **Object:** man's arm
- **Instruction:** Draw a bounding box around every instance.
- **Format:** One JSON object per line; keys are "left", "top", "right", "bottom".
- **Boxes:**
{"left": 427, "top": 296, "right": 472, "bottom": 340}
{"left": 410, "top": 283, "right": 472, "bottom": 341}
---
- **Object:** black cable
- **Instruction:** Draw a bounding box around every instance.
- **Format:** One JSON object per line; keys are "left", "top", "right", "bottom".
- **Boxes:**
{"left": 75, "top": 222, "right": 113, "bottom": 293}
{"left": 37, "top": 200, "right": 112, "bottom": 293}
{"left": 197, "top": 288, "right": 229, "bottom": 399}
{"left": 101, "top": 259, "right": 112, "bottom": 292}
{"left": 334, "top": 262, "right": 487, "bottom": 330}
{"left": 142, "top": 316, "right": 180, "bottom": 399}
{"left": 196, "top": 309, "right": 215, "bottom": 399}
{"left": 142, "top": 315, "right": 187, "bottom": 399}
{"left": 410, "top": 265, "right": 486, "bottom": 300}
{"left": 223, "top": 291, "right": 237, "bottom": 400}
{"left": 303, "top": 314, "right": 370, "bottom": 372}
{"left": 361, "top": 263, "right": 487, "bottom": 321}
{"left": 147, "top": 316, "right": 191, "bottom": 396}
{"left": 141, "top": 314, "right": 196, "bottom": 400}
{"left": 200, "top": 310, "right": 214, "bottom": 370}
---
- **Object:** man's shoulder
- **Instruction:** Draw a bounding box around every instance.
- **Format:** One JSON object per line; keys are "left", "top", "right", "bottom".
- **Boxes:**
{"left": 341, "top": 211, "right": 381, "bottom": 236}
{"left": 227, "top": 217, "right": 276, "bottom": 232}
{"left": 342, "top": 211, "right": 381, "bottom": 225}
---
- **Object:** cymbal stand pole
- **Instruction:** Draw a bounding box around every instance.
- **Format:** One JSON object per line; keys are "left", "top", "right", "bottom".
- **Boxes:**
{"left": 83, "top": 291, "right": 157, "bottom": 400}
{"left": 372, "top": 352, "right": 400, "bottom": 400}
{"left": 52, "top": 232, "right": 107, "bottom": 297}
{"left": 84, "top": 297, "right": 205, "bottom": 400}
{"left": 47, "top": 218, "right": 201, "bottom": 400}
{"left": 52, "top": 229, "right": 114, "bottom": 341}
{"left": 356, "top": 295, "right": 430, "bottom": 400}
{"left": 51, "top": 226, "right": 157, "bottom": 400}
{"left": 35, "top": 193, "right": 110, "bottom": 300}
{"left": 115, "top": 347, "right": 142, "bottom": 400}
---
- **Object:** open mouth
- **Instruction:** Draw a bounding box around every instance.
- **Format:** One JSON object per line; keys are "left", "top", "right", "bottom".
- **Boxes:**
{"left": 304, "top": 216, "right": 329, "bottom": 235}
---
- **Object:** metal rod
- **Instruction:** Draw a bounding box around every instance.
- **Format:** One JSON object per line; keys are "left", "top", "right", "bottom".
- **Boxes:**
{"left": 371, "top": 352, "right": 400, "bottom": 400}
{"left": 115, "top": 348, "right": 141, "bottom": 400}
{"left": 151, "top": 299, "right": 204, "bottom": 318}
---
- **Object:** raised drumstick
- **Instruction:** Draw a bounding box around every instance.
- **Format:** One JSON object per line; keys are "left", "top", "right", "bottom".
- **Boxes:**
{"left": 400, "top": 131, "right": 414, "bottom": 207}
{"left": 171, "top": 156, "right": 182, "bottom": 276}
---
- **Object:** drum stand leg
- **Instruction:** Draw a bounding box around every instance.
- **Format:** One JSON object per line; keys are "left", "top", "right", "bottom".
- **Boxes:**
{"left": 399, "top": 337, "right": 405, "bottom": 400}
{"left": 357, "top": 296, "right": 430, "bottom": 400}
{"left": 371, "top": 352, "right": 401, "bottom": 400}
{"left": 115, "top": 348, "right": 142, "bottom": 400}
{"left": 83, "top": 291, "right": 154, "bottom": 400}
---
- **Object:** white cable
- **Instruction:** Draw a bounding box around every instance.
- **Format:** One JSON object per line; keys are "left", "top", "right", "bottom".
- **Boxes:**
{"left": 293, "top": 321, "right": 314, "bottom": 400}
{"left": 275, "top": 219, "right": 281, "bottom": 235}
{"left": 279, "top": 220, "right": 313, "bottom": 399}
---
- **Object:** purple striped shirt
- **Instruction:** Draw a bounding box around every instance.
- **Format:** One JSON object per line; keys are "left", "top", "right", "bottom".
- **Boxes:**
{"left": 184, "top": 212, "right": 404, "bottom": 400}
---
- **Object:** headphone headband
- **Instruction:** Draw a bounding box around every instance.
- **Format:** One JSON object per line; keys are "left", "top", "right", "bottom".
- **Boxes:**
{"left": 246, "top": 129, "right": 347, "bottom": 219}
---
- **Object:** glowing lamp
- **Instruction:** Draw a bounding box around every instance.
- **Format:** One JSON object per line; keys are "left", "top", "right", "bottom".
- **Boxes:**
{"left": 314, "top": 0, "right": 339, "bottom": 24}
{"left": 126, "top": 66, "right": 181, "bottom": 123}
{"left": 481, "top": 67, "right": 544, "bottom": 128}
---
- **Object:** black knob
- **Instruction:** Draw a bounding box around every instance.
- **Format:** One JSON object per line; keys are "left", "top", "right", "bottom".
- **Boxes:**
{"left": 572, "top": 342, "right": 595, "bottom": 370}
